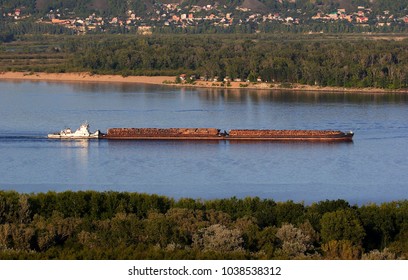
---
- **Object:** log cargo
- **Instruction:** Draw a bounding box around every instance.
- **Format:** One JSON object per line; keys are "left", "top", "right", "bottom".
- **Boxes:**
{"left": 227, "top": 129, "right": 354, "bottom": 141}
{"left": 103, "top": 128, "right": 222, "bottom": 140}
{"left": 101, "top": 127, "right": 353, "bottom": 141}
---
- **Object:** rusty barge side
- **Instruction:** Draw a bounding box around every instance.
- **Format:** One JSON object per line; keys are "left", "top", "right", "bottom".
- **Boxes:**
{"left": 228, "top": 129, "right": 354, "bottom": 141}
{"left": 101, "top": 128, "right": 224, "bottom": 140}
{"left": 101, "top": 128, "right": 354, "bottom": 141}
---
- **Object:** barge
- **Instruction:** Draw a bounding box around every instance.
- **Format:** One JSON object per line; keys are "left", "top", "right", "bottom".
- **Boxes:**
{"left": 101, "top": 128, "right": 223, "bottom": 140}
{"left": 227, "top": 129, "right": 354, "bottom": 141}
{"left": 100, "top": 127, "right": 354, "bottom": 142}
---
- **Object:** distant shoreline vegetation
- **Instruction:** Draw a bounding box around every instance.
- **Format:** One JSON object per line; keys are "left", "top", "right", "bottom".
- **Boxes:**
{"left": 0, "top": 190, "right": 407, "bottom": 260}
{"left": 1, "top": 34, "right": 408, "bottom": 90}
{"left": 1, "top": 0, "right": 408, "bottom": 35}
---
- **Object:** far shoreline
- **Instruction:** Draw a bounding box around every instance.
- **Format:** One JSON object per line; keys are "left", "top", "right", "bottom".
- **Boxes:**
{"left": 1, "top": 71, "right": 407, "bottom": 94}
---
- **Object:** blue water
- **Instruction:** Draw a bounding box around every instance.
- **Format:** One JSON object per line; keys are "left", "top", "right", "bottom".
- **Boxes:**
{"left": 1, "top": 81, "right": 407, "bottom": 204}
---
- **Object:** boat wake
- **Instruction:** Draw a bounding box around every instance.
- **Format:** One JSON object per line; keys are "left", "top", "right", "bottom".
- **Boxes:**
{"left": 0, "top": 135, "right": 48, "bottom": 141}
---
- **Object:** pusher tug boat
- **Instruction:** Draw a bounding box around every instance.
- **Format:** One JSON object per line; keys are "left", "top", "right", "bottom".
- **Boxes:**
{"left": 47, "top": 123, "right": 101, "bottom": 139}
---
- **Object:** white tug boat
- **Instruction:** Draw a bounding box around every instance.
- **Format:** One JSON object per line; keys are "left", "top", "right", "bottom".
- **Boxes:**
{"left": 48, "top": 123, "right": 101, "bottom": 139}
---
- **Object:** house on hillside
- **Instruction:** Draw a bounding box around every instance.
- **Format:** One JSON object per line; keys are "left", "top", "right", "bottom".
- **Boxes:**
{"left": 356, "top": 16, "right": 368, "bottom": 23}
{"left": 328, "top": 12, "right": 338, "bottom": 20}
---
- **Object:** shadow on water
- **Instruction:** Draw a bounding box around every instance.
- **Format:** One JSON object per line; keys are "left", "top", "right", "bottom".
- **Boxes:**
{"left": 0, "top": 135, "right": 47, "bottom": 142}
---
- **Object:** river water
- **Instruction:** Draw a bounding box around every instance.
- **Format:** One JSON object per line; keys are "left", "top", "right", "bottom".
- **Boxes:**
{"left": 1, "top": 81, "right": 407, "bottom": 204}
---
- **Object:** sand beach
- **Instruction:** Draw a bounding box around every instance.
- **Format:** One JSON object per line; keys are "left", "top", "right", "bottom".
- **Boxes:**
{"left": 0, "top": 71, "right": 406, "bottom": 93}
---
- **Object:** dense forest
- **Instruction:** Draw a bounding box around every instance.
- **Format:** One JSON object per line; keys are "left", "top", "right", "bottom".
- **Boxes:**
{"left": 72, "top": 35, "right": 408, "bottom": 89}
{"left": 0, "top": 190, "right": 407, "bottom": 259}
{"left": 1, "top": 34, "right": 408, "bottom": 89}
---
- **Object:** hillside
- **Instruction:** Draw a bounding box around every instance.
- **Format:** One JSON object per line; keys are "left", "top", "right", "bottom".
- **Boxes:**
{"left": 241, "top": 0, "right": 269, "bottom": 13}
{"left": 1, "top": 0, "right": 407, "bottom": 16}
{"left": 1, "top": 0, "right": 407, "bottom": 36}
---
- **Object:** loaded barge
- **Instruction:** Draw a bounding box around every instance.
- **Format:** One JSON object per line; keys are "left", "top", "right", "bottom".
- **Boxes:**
{"left": 48, "top": 124, "right": 354, "bottom": 141}
{"left": 100, "top": 127, "right": 354, "bottom": 142}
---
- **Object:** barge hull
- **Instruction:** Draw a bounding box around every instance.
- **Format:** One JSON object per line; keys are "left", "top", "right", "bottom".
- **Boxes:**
{"left": 101, "top": 136, "right": 225, "bottom": 140}
{"left": 226, "top": 137, "right": 353, "bottom": 142}
{"left": 101, "top": 136, "right": 352, "bottom": 141}
{"left": 101, "top": 128, "right": 353, "bottom": 142}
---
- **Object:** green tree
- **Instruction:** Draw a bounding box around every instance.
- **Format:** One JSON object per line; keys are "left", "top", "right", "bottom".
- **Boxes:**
{"left": 322, "top": 240, "right": 362, "bottom": 260}
{"left": 320, "top": 209, "right": 365, "bottom": 245}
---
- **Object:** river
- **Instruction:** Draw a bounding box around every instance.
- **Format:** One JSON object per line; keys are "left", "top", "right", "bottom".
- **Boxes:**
{"left": 1, "top": 80, "right": 407, "bottom": 204}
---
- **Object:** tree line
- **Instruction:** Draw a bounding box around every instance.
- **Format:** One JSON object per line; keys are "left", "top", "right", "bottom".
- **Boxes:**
{"left": 0, "top": 21, "right": 77, "bottom": 37}
{"left": 69, "top": 35, "right": 408, "bottom": 89}
{"left": 0, "top": 190, "right": 407, "bottom": 259}
{"left": 2, "top": 34, "right": 408, "bottom": 89}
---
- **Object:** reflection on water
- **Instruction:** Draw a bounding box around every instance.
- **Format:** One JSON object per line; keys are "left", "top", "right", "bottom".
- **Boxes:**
{"left": 57, "top": 140, "right": 91, "bottom": 180}
{"left": 106, "top": 139, "right": 227, "bottom": 147}
{"left": 5, "top": 80, "right": 408, "bottom": 105}
{"left": 71, "top": 82, "right": 171, "bottom": 94}
{"left": 227, "top": 140, "right": 354, "bottom": 146}
{"left": 197, "top": 88, "right": 408, "bottom": 104}
{"left": 57, "top": 139, "right": 91, "bottom": 148}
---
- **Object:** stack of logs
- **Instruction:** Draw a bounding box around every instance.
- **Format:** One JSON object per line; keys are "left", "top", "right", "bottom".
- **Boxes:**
{"left": 106, "top": 128, "right": 220, "bottom": 138}
{"left": 228, "top": 130, "right": 344, "bottom": 138}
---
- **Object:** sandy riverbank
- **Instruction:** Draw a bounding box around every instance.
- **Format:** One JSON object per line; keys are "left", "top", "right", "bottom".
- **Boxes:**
{"left": 0, "top": 71, "right": 406, "bottom": 93}
{"left": 0, "top": 71, "right": 175, "bottom": 85}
